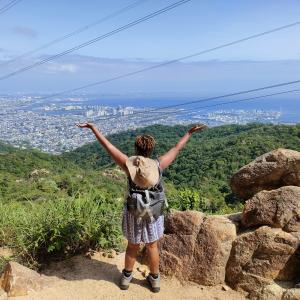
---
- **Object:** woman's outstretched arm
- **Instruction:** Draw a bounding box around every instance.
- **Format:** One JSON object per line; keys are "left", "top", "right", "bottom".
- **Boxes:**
{"left": 76, "top": 123, "right": 128, "bottom": 173}
{"left": 158, "top": 124, "right": 207, "bottom": 170}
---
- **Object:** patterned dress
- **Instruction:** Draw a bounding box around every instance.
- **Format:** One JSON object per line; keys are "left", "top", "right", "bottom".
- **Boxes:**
{"left": 122, "top": 206, "right": 164, "bottom": 244}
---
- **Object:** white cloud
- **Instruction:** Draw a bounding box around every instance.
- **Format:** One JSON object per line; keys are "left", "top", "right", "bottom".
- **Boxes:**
{"left": 11, "top": 26, "right": 38, "bottom": 39}
{"left": 1, "top": 53, "right": 300, "bottom": 95}
{"left": 45, "top": 63, "right": 78, "bottom": 74}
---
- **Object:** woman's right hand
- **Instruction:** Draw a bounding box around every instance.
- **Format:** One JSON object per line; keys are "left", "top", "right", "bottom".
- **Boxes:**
{"left": 76, "top": 122, "right": 95, "bottom": 129}
{"left": 188, "top": 124, "right": 208, "bottom": 134}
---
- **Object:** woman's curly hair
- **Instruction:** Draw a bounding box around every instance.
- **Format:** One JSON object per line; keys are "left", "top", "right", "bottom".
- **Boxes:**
{"left": 135, "top": 134, "right": 156, "bottom": 157}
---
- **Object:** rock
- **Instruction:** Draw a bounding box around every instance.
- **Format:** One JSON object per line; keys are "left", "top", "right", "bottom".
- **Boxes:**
{"left": 157, "top": 212, "right": 236, "bottom": 286}
{"left": 164, "top": 209, "right": 204, "bottom": 235}
{"left": 230, "top": 149, "right": 300, "bottom": 199}
{"left": 226, "top": 226, "right": 299, "bottom": 295}
{"left": 226, "top": 213, "right": 242, "bottom": 228}
{"left": 84, "top": 249, "right": 96, "bottom": 259}
{"left": 277, "top": 245, "right": 300, "bottom": 281}
{"left": 282, "top": 288, "right": 300, "bottom": 300}
{"left": 242, "top": 186, "right": 300, "bottom": 232}
{"left": 221, "top": 285, "right": 230, "bottom": 291}
{"left": 158, "top": 250, "right": 183, "bottom": 277}
{"left": 1, "top": 262, "right": 44, "bottom": 297}
{"left": 29, "top": 169, "right": 50, "bottom": 178}
{"left": 190, "top": 216, "right": 237, "bottom": 285}
{"left": 0, "top": 247, "right": 13, "bottom": 258}
{"left": 251, "top": 282, "right": 285, "bottom": 300}
{"left": 86, "top": 251, "right": 107, "bottom": 261}
{"left": 158, "top": 233, "right": 197, "bottom": 277}
{"left": 154, "top": 209, "right": 204, "bottom": 278}
{"left": 137, "top": 264, "right": 149, "bottom": 277}
{"left": 108, "top": 250, "right": 116, "bottom": 258}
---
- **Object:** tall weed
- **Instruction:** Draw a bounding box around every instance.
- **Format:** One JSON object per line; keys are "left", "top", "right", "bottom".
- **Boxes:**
{"left": 0, "top": 192, "right": 124, "bottom": 269}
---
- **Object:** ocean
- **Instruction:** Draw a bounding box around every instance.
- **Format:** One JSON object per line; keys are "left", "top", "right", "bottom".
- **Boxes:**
{"left": 80, "top": 96, "right": 300, "bottom": 124}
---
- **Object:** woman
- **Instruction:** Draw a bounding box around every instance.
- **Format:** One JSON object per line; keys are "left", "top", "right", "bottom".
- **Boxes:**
{"left": 76, "top": 122, "right": 207, "bottom": 292}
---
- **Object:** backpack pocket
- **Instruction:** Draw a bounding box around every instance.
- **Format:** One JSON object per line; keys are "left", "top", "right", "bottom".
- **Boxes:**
{"left": 127, "top": 190, "right": 166, "bottom": 221}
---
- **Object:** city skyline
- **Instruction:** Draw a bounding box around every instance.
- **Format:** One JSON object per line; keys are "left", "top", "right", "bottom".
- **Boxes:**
{"left": 0, "top": 94, "right": 292, "bottom": 154}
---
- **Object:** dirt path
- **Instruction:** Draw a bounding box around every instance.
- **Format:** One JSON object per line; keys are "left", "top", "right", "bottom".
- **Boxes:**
{"left": 14, "top": 252, "right": 246, "bottom": 300}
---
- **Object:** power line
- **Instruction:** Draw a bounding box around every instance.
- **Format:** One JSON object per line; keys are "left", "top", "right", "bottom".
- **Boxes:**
{"left": 0, "top": 0, "right": 192, "bottom": 80}
{"left": 87, "top": 88, "right": 300, "bottom": 166}
{"left": 94, "top": 78, "right": 300, "bottom": 122}
{"left": 0, "top": 0, "right": 21, "bottom": 14}
{"left": 0, "top": 0, "right": 22, "bottom": 15}
{"left": 130, "top": 87, "right": 300, "bottom": 123}
{"left": 37, "top": 20, "right": 300, "bottom": 101}
{"left": 189, "top": 88, "right": 300, "bottom": 114}
{"left": 1, "top": 0, "right": 148, "bottom": 67}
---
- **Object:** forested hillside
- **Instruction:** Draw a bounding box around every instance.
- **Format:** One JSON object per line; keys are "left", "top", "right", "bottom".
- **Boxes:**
{"left": 63, "top": 123, "right": 300, "bottom": 205}
{"left": 2, "top": 123, "right": 300, "bottom": 206}
{"left": 0, "top": 141, "right": 124, "bottom": 202}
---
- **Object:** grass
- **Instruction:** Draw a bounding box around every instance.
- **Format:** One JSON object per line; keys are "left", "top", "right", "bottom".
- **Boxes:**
{"left": 0, "top": 192, "right": 124, "bottom": 269}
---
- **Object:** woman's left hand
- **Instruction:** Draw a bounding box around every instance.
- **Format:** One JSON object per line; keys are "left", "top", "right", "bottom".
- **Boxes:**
{"left": 188, "top": 124, "right": 208, "bottom": 134}
{"left": 76, "top": 122, "right": 95, "bottom": 129}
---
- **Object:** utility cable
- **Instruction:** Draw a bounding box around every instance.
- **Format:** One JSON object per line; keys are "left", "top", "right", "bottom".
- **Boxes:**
{"left": 0, "top": 0, "right": 22, "bottom": 15}
{"left": 130, "top": 87, "right": 300, "bottom": 124}
{"left": 0, "top": 0, "right": 192, "bottom": 80}
{"left": 94, "top": 79, "right": 300, "bottom": 122}
{"left": 1, "top": 0, "right": 148, "bottom": 67}
{"left": 36, "top": 20, "right": 300, "bottom": 101}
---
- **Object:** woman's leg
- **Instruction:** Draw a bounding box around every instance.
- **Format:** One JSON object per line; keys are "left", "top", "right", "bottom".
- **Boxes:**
{"left": 146, "top": 241, "right": 159, "bottom": 274}
{"left": 124, "top": 241, "right": 140, "bottom": 271}
{"left": 120, "top": 241, "right": 140, "bottom": 289}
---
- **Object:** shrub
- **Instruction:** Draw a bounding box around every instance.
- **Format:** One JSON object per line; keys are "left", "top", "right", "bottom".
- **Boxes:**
{"left": 0, "top": 192, "right": 124, "bottom": 269}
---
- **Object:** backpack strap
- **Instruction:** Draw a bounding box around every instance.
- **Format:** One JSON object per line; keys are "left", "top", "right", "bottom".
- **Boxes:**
{"left": 155, "top": 158, "right": 169, "bottom": 210}
{"left": 155, "top": 158, "right": 162, "bottom": 177}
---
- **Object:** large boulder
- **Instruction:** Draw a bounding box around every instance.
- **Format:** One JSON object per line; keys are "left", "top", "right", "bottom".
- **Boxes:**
{"left": 242, "top": 186, "right": 300, "bottom": 232}
{"left": 226, "top": 226, "right": 300, "bottom": 296}
{"left": 190, "top": 215, "right": 237, "bottom": 285}
{"left": 164, "top": 209, "right": 204, "bottom": 235}
{"left": 1, "top": 262, "right": 44, "bottom": 297}
{"left": 156, "top": 210, "right": 237, "bottom": 285}
{"left": 156, "top": 210, "right": 204, "bottom": 277}
{"left": 230, "top": 149, "right": 300, "bottom": 199}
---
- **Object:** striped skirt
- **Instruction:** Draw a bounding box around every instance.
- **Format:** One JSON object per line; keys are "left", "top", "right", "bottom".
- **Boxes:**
{"left": 122, "top": 205, "right": 164, "bottom": 244}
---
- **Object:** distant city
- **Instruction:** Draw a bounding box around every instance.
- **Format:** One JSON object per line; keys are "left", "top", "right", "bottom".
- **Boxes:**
{"left": 0, "top": 95, "right": 286, "bottom": 154}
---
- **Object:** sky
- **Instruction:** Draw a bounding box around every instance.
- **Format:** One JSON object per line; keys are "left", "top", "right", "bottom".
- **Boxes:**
{"left": 0, "top": 0, "right": 300, "bottom": 100}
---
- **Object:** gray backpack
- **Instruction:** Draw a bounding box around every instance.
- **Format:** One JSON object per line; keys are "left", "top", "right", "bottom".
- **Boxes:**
{"left": 126, "top": 161, "right": 168, "bottom": 222}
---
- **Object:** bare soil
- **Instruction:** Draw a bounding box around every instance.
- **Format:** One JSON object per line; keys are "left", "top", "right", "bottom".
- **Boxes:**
{"left": 14, "top": 252, "right": 246, "bottom": 300}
